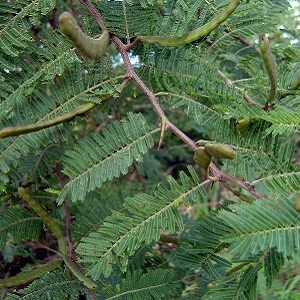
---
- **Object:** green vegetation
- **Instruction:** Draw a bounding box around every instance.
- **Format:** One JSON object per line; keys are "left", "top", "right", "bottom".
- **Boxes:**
{"left": 0, "top": 0, "right": 299, "bottom": 299}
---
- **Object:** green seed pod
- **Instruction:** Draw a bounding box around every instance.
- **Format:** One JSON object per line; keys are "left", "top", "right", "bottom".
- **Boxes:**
{"left": 236, "top": 118, "right": 251, "bottom": 135}
{"left": 239, "top": 193, "right": 255, "bottom": 204}
{"left": 0, "top": 261, "right": 62, "bottom": 288}
{"left": 294, "top": 195, "right": 300, "bottom": 212}
{"left": 260, "top": 36, "right": 277, "bottom": 103}
{"left": 58, "top": 11, "right": 109, "bottom": 60}
{"left": 193, "top": 147, "right": 212, "bottom": 173}
{"left": 1, "top": 194, "right": 11, "bottom": 202}
{"left": 204, "top": 143, "right": 236, "bottom": 160}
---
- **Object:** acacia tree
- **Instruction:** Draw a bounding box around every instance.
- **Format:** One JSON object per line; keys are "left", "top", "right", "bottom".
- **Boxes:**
{"left": 0, "top": 0, "right": 299, "bottom": 299}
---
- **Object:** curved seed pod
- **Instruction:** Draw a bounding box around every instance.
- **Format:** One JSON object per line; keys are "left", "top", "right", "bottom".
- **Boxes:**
{"left": 18, "top": 187, "right": 67, "bottom": 255}
{"left": 0, "top": 260, "right": 62, "bottom": 288}
{"left": 294, "top": 195, "right": 300, "bottom": 212}
{"left": 204, "top": 143, "right": 236, "bottom": 160}
{"left": 193, "top": 147, "right": 212, "bottom": 174}
{"left": 58, "top": 12, "right": 109, "bottom": 60}
{"left": 140, "top": 0, "right": 241, "bottom": 46}
{"left": 260, "top": 36, "right": 277, "bottom": 102}
{"left": 236, "top": 118, "right": 251, "bottom": 135}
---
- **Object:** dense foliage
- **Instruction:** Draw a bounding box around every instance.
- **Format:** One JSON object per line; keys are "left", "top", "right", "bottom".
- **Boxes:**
{"left": 0, "top": 0, "right": 299, "bottom": 299}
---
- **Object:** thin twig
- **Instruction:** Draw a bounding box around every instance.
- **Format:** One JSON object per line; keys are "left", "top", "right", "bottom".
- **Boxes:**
{"left": 112, "top": 35, "right": 198, "bottom": 150}
{"left": 224, "top": 28, "right": 251, "bottom": 47}
{"left": 209, "top": 164, "right": 264, "bottom": 199}
{"left": 78, "top": 0, "right": 107, "bottom": 31}
{"left": 124, "top": 36, "right": 141, "bottom": 51}
{"left": 217, "top": 70, "right": 259, "bottom": 106}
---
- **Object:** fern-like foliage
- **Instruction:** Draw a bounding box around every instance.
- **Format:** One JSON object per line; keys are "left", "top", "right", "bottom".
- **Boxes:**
{"left": 6, "top": 270, "right": 87, "bottom": 300}
{"left": 0, "top": 0, "right": 56, "bottom": 57}
{"left": 0, "top": 206, "right": 42, "bottom": 250}
{"left": 76, "top": 167, "right": 208, "bottom": 279}
{"left": 264, "top": 248, "right": 285, "bottom": 289}
{"left": 0, "top": 126, "right": 66, "bottom": 184}
{"left": 253, "top": 170, "right": 300, "bottom": 196}
{"left": 96, "top": 0, "right": 157, "bottom": 39}
{"left": 0, "top": 67, "right": 122, "bottom": 181}
{"left": 0, "top": 0, "right": 299, "bottom": 298}
{"left": 70, "top": 188, "right": 125, "bottom": 243}
{"left": 218, "top": 196, "right": 300, "bottom": 259}
{"left": 103, "top": 269, "right": 182, "bottom": 299}
{"left": 58, "top": 113, "right": 157, "bottom": 203}
{"left": 202, "top": 248, "right": 286, "bottom": 299}
{"left": 171, "top": 216, "right": 232, "bottom": 273}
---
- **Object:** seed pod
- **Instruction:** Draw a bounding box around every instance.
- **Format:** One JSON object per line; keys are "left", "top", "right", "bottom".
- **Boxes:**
{"left": 239, "top": 193, "right": 255, "bottom": 204}
{"left": 204, "top": 143, "right": 236, "bottom": 160}
{"left": 236, "top": 118, "right": 251, "bottom": 135}
{"left": 260, "top": 35, "right": 277, "bottom": 102}
{"left": 58, "top": 11, "right": 109, "bottom": 60}
{"left": 193, "top": 147, "right": 212, "bottom": 174}
{"left": 294, "top": 195, "right": 300, "bottom": 212}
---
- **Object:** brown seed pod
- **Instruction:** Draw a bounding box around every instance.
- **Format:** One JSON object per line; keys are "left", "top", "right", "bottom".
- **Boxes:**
{"left": 193, "top": 147, "right": 212, "bottom": 174}
{"left": 58, "top": 12, "right": 109, "bottom": 60}
{"left": 204, "top": 143, "right": 236, "bottom": 160}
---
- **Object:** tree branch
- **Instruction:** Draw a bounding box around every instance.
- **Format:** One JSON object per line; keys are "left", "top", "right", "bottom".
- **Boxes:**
{"left": 80, "top": 0, "right": 264, "bottom": 200}
{"left": 78, "top": 0, "right": 107, "bottom": 32}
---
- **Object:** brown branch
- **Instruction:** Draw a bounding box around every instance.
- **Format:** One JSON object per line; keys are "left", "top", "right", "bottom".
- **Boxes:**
{"left": 78, "top": 0, "right": 107, "bottom": 32}
{"left": 112, "top": 35, "right": 198, "bottom": 150}
{"left": 53, "top": 162, "right": 75, "bottom": 258}
{"left": 79, "top": 0, "right": 265, "bottom": 200}
{"left": 125, "top": 37, "right": 141, "bottom": 51}
{"left": 224, "top": 28, "right": 251, "bottom": 47}
{"left": 209, "top": 164, "right": 264, "bottom": 199}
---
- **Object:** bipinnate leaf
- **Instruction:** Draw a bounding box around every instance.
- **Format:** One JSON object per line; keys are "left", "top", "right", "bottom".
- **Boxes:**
{"left": 219, "top": 197, "right": 300, "bottom": 259}
{"left": 58, "top": 113, "right": 157, "bottom": 203}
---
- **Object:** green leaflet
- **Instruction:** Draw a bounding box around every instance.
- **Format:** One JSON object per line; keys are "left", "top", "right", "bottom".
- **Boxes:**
{"left": 219, "top": 197, "right": 300, "bottom": 259}
{"left": 58, "top": 113, "right": 157, "bottom": 203}
{"left": 76, "top": 167, "right": 208, "bottom": 279}
{"left": 103, "top": 269, "right": 182, "bottom": 299}
{"left": 5, "top": 269, "right": 87, "bottom": 300}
